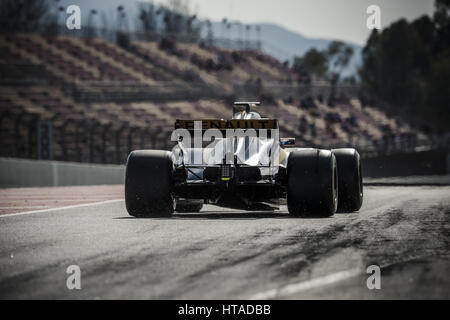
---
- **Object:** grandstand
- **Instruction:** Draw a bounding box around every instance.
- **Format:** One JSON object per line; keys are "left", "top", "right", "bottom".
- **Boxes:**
{"left": 0, "top": 31, "right": 430, "bottom": 165}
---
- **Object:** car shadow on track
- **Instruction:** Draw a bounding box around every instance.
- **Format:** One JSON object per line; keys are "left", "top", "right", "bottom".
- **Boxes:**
{"left": 115, "top": 211, "right": 332, "bottom": 220}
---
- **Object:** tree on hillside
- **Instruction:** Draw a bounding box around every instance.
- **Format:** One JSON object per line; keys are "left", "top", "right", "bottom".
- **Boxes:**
{"left": 360, "top": 19, "right": 430, "bottom": 107}
{"left": 0, "top": 0, "right": 51, "bottom": 32}
{"left": 308, "top": 41, "right": 353, "bottom": 104}
{"left": 293, "top": 42, "right": 353, "bottom": 84}
{"left": 434, "top": 0, "right": 450, "bottom": 52}
{"left": 155, "top": 0, "right": 200, "bottom": 41}
{"left": 429, "top": 0, "right": 450, "bottom": 128}
{"left": 359, "top": 0, "right": 450, "bottom": 130}
{"left": 326, "top": 41, "right": 354, "bottom": 90}
{"left": 293, "top": 48, "right": 327, "bottom": 83}
{"left": 138, "top": 2, "right": 158, "bottom": 34}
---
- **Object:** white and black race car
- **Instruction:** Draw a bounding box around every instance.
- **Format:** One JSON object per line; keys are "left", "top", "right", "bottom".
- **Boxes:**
{"left": 125, "top": 102, "right": 363, "bottom": 217}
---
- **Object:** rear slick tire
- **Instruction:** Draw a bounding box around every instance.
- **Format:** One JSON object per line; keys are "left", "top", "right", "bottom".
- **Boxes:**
{"left": 332, "top": 148, "right": 363, "bottom": 212}
{"left": 125, "top": 150, "right": 174, "bottom": 217}
{"left": 287, "top": 149, "right": 338, "bottom": 217}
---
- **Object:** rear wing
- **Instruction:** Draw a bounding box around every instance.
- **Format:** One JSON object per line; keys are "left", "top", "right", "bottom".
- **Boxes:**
{"left": 175, "top": 119, "right": 278, "bottom": 131}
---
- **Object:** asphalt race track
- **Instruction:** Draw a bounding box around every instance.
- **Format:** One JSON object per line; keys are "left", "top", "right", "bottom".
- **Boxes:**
{"left": 0, "top": 184, "right": 449, "bottom": 299}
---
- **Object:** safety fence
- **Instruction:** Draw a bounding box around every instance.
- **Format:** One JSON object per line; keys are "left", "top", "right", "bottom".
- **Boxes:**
{"left": 0, "top": 113, "right": 173, "bottom": 165}
{"left": 1, "top": 110, "right": 448, "bottom": 166}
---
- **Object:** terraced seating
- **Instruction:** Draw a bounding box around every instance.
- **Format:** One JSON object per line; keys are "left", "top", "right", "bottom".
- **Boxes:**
{"left": 131, "top": 41, "right": 226, "bottom": 90}
{"left": 0, "top": 84, "right": 176, "bottom": 163}
{"left": 80, "top": 37, "right": 167, "bottom": 84}
{"left": 0, "top": 46, "right": 49, "bottom": 83}
{"left": 177, "top": 43, "right": 218, "bottom": 64}
{"left": 0, "top": 32, "right": 428, "bottom": 162}
{"left": 13, "top": 34, "right": 98, "bottom": 82}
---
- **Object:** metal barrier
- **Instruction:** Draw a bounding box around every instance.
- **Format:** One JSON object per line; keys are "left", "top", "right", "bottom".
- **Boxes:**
{"left": 0, "top": 157, "right": 125, "bottom": 188}
{"left": 0, "top": 113, "right": 173, "bottom": 165}
{"left": 2, "top": 109, "right": 447, "bottom": 165}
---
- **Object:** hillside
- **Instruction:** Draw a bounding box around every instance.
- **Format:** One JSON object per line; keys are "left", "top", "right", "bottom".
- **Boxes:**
{"left": 211, "top": 21, "right": 362, "bottom": 77}
{"left": 56, "top": 0, "right": 362, "bottom": 76}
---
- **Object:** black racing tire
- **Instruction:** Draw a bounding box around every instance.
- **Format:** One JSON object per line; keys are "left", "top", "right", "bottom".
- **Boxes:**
{"left": 287, "top": 149, "right": 338, "bottom": 217}
{"left": 125, "top": 150, "right": 174, "bottom": 217}
{"left": 175, "top": 203, "right": 203, "bottom": 213}
{"left": 332, "top": 148, "right": 363, "bottom": 212}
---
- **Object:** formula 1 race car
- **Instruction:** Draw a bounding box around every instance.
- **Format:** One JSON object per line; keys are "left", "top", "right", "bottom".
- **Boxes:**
{"left": 125, "top": 102, "right": 363, "bottom": 217}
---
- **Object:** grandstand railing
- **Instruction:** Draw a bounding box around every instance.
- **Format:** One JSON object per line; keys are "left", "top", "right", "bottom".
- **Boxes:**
{"left": 0, "top": 111, "right": 174, "bottom": 164}
{"left": 233, "top": 82, "right": 360, "bottom": 101}
{"left": 355, "top": 135, "right": 449, "bottom": 158}
{"left": 68, "top": 81, "right": 229, "bottom": 103}
{"left": 1, "top": 110, "right": 448, "bottom": 165}
{"left": 0, "top": 19, "right": 260, "bottom": 49}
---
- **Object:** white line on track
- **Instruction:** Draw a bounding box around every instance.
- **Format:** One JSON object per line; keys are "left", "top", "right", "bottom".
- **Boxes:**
{"left": 0, "top": 206, "right": 49, "bottom": 209}
{"left": 249, "top": 268, "right": 361, "bottom": 300}
{"left": 0, "top": 199, "right": 123, "bottom": 218}
{"left": 249, "top": 253, "right": 431, "bottom": 300}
